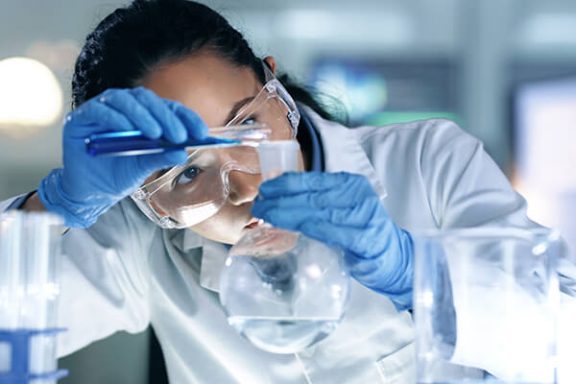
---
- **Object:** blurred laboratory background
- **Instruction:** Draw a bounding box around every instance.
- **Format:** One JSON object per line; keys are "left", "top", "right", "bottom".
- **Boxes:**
{"left": 1, "top": 0, "right": 575, "bottom": 383}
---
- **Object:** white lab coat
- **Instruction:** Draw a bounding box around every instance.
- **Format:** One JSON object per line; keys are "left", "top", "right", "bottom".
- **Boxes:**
{"left": 1, "top": 109, "right": 565, "bottom": 383}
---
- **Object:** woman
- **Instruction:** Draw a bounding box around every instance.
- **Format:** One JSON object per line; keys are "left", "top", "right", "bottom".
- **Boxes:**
{"left": 1, "top": 0, "right": 541, "bottom": 382}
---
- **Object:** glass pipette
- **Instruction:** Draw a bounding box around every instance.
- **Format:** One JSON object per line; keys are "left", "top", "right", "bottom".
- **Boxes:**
{"left": 85, "top": 123, "right": 270, "bottom": 156}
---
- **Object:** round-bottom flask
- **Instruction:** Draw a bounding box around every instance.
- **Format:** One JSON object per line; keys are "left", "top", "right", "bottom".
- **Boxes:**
{"left": 219, "top": 223, "right": 349, "bottom": 354}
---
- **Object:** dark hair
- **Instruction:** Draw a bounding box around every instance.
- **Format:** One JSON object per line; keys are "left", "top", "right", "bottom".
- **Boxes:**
{"left": 72, "top": 0, "right": 342, "bottom": 123}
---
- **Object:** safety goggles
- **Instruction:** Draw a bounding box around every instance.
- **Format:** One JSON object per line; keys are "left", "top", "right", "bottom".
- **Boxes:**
{"left": 131, "top": 64, "right": 301, "bottom": 229}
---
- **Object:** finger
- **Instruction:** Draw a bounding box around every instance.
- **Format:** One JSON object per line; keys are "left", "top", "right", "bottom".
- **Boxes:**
{"left": 252, "top": 196, "right": 385, "bottom": 228}
{"left": 253, "top": 197, "right": 380, "bottom": 227}
{"left": 300, "top": 218, "right": 389, "bottom": 260}
{"left": 253, "top": 203, "right": 364, "bottom": 232}
{"left": 255, "top": 186, "right": 379, "bottom": 211}
{"left": 131, "top": 87, "right": 188, "bottom": 143}
{"left": 259, "top": 172, "right": 368, "bottom": 198}
{"left": 97, "top": 88, "right": 163, "bottom": 139}
{"left": 257, "top": 201, "right": 391, "bottom": 258}
{"left": 165, "top": 99, "right": 209, "bottom": 139}
{"left": 66, "top": 101, "right": 136, "bottom": 139}
{"left": 298, "top": 219, "right": 370, "bottom": 254}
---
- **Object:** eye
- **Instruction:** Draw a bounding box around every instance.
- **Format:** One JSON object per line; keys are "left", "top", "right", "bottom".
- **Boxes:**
{"left": 175, "top": 166, "right": 201, "bottom": 185}
{"left": 241, "top": 116, "right": 257, "bottom": 125}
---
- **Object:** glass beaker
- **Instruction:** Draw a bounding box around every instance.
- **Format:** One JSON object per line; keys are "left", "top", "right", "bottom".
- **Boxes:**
{"left": 0, "top": 211, "right": 66, "bottom": 383}
{"left": 219, "top": 140, "right": 350, "bottom": 354}
{"left": 413, "top": 227, "right": 560, "bottom": 383}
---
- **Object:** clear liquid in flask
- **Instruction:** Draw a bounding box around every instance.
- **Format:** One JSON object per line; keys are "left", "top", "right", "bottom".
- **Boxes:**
{"left": 220, "top": 227, "right": 349, "bottom": 354}
{"left": 228, "top": 316, "right": 340, "bottom": 354}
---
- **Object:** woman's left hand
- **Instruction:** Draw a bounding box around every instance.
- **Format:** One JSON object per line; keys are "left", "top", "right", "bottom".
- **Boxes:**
{"left": 252, "top": 171, "right": 413, "bottom": 310}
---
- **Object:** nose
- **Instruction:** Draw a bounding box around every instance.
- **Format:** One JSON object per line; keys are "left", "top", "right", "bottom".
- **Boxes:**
{"left": 227, "top": 170, "right": 262, "bottom": 206}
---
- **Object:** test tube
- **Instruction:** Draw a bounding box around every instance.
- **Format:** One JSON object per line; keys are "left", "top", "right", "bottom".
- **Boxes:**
{"left": 86, "top": 123, "right": 271, "bottom": 156}
{"left": 256, "top": 140, "right": 301, "bottom": 181}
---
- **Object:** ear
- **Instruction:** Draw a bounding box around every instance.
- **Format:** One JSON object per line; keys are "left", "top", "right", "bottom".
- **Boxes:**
{"left": 263, "top": 56, "right": 277, "bottom": 74}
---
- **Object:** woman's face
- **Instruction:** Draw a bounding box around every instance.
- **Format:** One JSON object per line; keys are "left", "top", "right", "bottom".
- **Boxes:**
{"left": 140, "top": 52, "right": 302, "bottom": 244}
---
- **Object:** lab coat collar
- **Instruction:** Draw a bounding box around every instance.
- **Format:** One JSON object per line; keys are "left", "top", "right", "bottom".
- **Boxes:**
{"left": 198, "top": 239, "right": 229, "bottom": 292}
{"left": 177, "top": 229, "right": 228, "bottom": 292}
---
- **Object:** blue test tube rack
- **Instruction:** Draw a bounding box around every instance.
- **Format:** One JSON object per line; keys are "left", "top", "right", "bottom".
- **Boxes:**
{"left": 0, "top": 328, "right": 67, "bottom": 384}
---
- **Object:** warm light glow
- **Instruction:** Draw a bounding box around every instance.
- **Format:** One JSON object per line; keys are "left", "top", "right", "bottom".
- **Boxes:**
{"left": 0, "top": 57, "right": 63, "bottom": 129}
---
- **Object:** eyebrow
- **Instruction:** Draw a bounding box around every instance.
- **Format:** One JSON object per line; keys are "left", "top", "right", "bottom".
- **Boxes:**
{"left": 224, "top": 96, "right": 256, "bottom": 125}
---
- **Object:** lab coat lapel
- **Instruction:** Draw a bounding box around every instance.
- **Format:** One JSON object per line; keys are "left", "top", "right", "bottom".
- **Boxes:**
{"left": 178, "top": 228, "right": 228, "bottom": 292}
{"left": 198, "top": 239, "right": 229, "bottom": 292}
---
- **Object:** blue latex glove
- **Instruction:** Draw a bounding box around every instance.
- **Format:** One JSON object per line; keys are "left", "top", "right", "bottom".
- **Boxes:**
{"left": 252, "top": 171, "right": 414, "bottom": 310}
{"left": 38, "top": 87, "right": 208, "bottom": 228}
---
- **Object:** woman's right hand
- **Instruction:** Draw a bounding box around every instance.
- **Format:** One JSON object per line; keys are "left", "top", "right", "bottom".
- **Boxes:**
{"left": 38, "top": 87, "right": 208, "bottom": 228}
